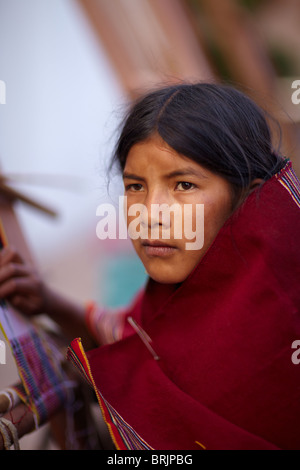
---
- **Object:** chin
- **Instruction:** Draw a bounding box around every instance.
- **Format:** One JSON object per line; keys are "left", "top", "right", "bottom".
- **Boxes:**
{"left": 145, "top": 267, "right": 187, "bottom": 284}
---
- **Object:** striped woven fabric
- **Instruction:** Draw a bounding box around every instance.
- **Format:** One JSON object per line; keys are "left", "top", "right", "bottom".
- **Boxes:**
{"left": 67, "top": 337, "right": 153, "bottom": 450}
{"left": 276, "top": 159, "right": 300, "bottom": 208}
{"left": 10, "top": 326, "right": 68, "bottom": 424}
{"left": 0, "top": 230, "right": 68, "bottom": 426}
{"left": 0, "top": 300, "right": 68, "bottom": 426}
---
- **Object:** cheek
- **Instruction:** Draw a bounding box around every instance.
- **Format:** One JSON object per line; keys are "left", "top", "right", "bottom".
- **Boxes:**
{"left": 126, "top": 201, "right": 145, "bottom": 237}
{"left": 203, "top": 197, "right": 232, "bottom": 240}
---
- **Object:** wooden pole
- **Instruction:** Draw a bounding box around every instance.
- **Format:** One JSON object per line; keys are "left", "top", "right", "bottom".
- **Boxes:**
{"left": 198, "top": 0, "right": 300, "bottom": 175}
{"left": 76, "top": 0, "right": 213, "bottom": 97}
{"left": 0, "top": 178, "right": 57, "bottom": 218}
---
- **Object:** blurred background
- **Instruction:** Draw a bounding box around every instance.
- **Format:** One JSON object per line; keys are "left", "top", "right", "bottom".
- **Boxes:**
{"left": 0, "top": 0, "right": 299, "bottom": 449}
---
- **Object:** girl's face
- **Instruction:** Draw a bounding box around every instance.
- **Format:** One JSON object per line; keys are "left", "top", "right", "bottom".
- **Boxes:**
{"left": 123, "top": 135, "right": 233, "bottom": 284}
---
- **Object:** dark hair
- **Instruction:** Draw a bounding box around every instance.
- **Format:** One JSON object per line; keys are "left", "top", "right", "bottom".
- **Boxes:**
{"left": 111, "top": 82, "right": 285, "bottom": 204}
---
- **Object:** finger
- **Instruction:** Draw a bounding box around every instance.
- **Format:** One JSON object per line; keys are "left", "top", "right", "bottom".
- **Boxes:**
{"left": 0, "top": 263, "right": 31, "bottom": 285}
{"left": 0, "top": 246, "right": 24, "bottom": 266}
{"left": 9, "top": 295, "right": 40, "bottom": 316}
{"left": 0, "top": 277, "right": 38, "bottom": 300}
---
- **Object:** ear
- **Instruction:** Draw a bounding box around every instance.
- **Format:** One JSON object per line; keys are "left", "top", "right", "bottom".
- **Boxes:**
{"left": 249, "top": 178, "right": 264, "bottom": 193}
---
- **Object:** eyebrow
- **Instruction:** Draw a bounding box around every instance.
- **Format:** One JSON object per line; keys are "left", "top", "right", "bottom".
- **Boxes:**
{"left": 123, "top": 167, "right": 208, "bottom": 181}
{"left": 123, "top": 172, "right": 145, "bottom": 182}
{"left": 167, "top": 168, "right": 208, "bottom": 179}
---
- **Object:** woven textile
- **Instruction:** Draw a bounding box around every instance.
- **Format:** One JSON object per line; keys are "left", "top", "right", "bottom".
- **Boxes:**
{"left": 0, "top": 232, "right": 68, "bottom": 426}
{"left": 67, "top": 337, "right": 152, "bottom": 450}
{"left": 276, "top": 161, "right": 300, "bottom": 208}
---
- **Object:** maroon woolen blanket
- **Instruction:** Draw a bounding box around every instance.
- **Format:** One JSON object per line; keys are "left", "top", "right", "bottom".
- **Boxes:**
{"left": 68, "top": 161, "right": 300, "bottom": 450}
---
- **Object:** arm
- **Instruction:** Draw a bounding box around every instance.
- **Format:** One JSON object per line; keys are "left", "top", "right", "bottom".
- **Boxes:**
{"left": 85, "top": 289, "right": 145, "bottom": 346}
{"left": 0, "top": 246, "right": 96, "bottom": 350}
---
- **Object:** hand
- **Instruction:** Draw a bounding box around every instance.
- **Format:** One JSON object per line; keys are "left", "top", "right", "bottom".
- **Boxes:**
{"left": 0, "top": 246, "right": 47, "bottom": 316}
{"left": 0, "top": 246, "right": 96, "bottom": 348}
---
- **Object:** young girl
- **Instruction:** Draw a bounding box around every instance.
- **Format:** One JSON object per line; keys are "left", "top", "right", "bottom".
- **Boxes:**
{"left": 0, "top": 83, "right": 299, "bottom": 450}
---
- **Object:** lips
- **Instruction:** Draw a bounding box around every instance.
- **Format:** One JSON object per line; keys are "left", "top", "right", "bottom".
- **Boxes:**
{"left": 141, "top": 240, "right": 177, "bottom": 257}
{"left": 142, "top": 240, "right": 175, "bottom": 248}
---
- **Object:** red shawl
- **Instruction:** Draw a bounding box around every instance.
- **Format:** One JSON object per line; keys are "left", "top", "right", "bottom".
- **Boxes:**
{"left": 68, "top": 161, "right": 300, "bottom": 450}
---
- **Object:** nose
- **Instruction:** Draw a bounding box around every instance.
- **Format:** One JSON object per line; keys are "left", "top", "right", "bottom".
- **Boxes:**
{"left": 141, "top": 188, "right": 172, "bottom": 232}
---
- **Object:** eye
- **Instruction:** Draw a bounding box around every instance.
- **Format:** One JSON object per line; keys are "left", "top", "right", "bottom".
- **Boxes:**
{"left": 125, "top": 183, "right": 144, "bottom": 192}
{"left": 176, "top": 182, "right": 196, "bottom": 191}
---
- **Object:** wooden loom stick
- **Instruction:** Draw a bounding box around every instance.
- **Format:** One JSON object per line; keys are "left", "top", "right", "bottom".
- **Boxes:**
{"left": 0, "top": 179, "right": 57, "bottom": 218}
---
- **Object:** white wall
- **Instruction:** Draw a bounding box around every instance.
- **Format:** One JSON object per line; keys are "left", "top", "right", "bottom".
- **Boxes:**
{"left": 0, "top": 0, "right": 124, "bottom": 266}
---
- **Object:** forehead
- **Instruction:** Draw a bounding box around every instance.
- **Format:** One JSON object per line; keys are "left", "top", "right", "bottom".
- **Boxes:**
{"left": 124, "top": 136, "right": 209, "bottom": 178}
